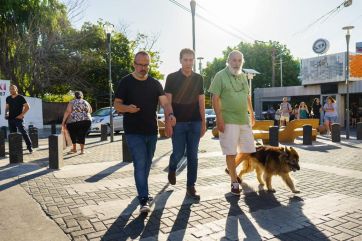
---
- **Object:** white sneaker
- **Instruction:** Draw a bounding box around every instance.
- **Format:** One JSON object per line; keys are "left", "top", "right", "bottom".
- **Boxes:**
{"left": 140, "top": 204, "right": 150, "bottom": 213}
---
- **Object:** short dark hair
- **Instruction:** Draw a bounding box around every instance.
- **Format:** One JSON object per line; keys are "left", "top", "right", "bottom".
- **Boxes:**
{"left": 74, "top": 91, "right": 83, "bottom": 99}
{"left": 134, "top": 51, "right": 150, "bottom": 61}
{"left": 179, "top": 48, "right": 195, "bottom": 60}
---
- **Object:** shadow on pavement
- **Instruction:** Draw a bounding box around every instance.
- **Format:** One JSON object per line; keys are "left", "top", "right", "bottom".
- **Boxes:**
{"left": 85, "top": 162, "right": 130, "bottom": 183}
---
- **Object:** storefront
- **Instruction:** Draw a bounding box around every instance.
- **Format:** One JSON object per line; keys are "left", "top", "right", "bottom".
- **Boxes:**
{"left": 254, "top": 52, "right": 362, "bottom": 127}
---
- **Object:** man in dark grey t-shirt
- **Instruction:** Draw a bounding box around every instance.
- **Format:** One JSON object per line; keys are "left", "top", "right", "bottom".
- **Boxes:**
{"left": 165, "top": 48, "right": 206, "bottom": 199}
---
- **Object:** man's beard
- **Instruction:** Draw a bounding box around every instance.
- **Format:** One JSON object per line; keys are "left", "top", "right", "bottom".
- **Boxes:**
{"left": 228, "top": 65, "right": 241, "bottom": 75}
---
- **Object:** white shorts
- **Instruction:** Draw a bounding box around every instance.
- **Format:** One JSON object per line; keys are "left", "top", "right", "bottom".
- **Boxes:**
{"left": 280, "top": 115, "right": 290, "bottom": 122}
{"left": 219, "top": 124, "right": 256, "bottom": 155}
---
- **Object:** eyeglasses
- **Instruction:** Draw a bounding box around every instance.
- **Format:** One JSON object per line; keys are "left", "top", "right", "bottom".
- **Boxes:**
{"left": 134, "top": 62, "right": 150, "bottom": 68}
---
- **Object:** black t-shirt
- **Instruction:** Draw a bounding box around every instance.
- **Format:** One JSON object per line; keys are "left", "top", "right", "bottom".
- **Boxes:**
{"left": 115, "top": 74, "right": 165, "bottom": 135}
{"left": 164, "top": 70, "right": 204, "bottom": 122}
{"left": 6, "top": 95, "right": 27, "bottom": 120}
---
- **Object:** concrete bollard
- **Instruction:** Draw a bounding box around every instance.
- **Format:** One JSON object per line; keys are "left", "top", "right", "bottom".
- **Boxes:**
{"left": 51, "top": 122, "right": 57, "bottom": 135}
{"left": 269, "top": 126, "right": 279, "bottom": 147}
{"left": 357, "top": 122, "right": 362, "bottom": 140}
{"left": 9, "top": 133, "right": 23, "bottom": 163}
{"left": 29, "top": 127, "right": 39, "bottom": 148}
{"left": 122, "top": 133, "right": 133, "bottom": 162}
{"left": 1, "top": 126, "right": 7, "bottom": 139}
{"left": 0, "top": 130, "right": 5, "bottom": 157}
{"left": 303, "top": 125, "right": 313, "bottom": 145}
{"left": 100, "top": 124, "right": 108, "bottom": 141}
{"left": 331, "top": 123, "right": 341, "bottom": 143}
{"left": 49, "top": 134, "right": 63, "bottom": 169}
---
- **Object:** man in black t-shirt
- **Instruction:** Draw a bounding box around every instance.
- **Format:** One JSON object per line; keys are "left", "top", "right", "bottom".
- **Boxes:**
{"left": 114, "top": 51, "right": 175, "bottom": 213}
{"left": 165, "top": 48, "right": 206, "bottom": 199}
{"left": 5, "top": 85, "right": 33, "bottom": 153}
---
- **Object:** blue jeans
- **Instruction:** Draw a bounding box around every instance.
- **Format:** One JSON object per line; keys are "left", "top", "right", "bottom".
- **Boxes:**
{"left": 8, "top": 119, "right": 32, "bottom": 149}
{"left": 125, "top": 134, "right": 157, "bottom": 204}
{"left": 169, "top": 121, "right": 201, "bottom": 187}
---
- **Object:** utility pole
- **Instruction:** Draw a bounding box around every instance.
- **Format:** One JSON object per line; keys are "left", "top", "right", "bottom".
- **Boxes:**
{"left": 197, "top": 57, "right": 204, "bottom": 74}
{"left": 280, "top": 55, "right": 283, "bottom": 87}
{"left": 190, "top": 0, "right": 196, "bottom": 71}
{"left": 271, "top": 47, "right": 276, "bottom": 87}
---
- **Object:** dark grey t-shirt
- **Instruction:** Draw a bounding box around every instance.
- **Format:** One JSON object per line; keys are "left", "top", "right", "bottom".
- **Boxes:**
{"left": 164, "top": 70, "right": 204, "bottom": 122}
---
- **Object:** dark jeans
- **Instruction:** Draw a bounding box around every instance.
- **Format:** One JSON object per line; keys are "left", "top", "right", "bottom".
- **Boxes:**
{"left": 8, "top": 119, "right": 32, "bottom": 148}
{"left": 66, "top": 120, "right": 91, "bottom": 145}
{"left": 169, "top": 121, "right": 201, "bottom": 187}
{"left": 126, "top": 134, "right": 157, "bottom": 204}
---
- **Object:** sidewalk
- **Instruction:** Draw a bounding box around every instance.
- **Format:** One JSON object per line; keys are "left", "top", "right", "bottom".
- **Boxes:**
{"left": 0, "top": 131, "right": 361, "bottom": 241}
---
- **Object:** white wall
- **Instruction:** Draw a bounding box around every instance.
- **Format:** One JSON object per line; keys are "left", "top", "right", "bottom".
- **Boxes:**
{"left": 0, "top": 80, "right": 44, "bottom": 128}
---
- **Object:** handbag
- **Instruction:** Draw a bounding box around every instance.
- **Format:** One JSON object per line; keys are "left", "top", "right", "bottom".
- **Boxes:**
{"left": 61, "top": 127, "right": 72, "bottom": 149}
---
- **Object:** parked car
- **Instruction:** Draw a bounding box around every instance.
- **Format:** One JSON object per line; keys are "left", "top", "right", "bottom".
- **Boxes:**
{"left": 205, "top": 108, "right": 216, "bottom": 129}
{"left": 88, "top": 107, "right": 123, "bottom": 135}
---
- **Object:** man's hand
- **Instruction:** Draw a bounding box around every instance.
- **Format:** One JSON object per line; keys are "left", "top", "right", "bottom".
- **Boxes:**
{"left": 127, "top": 104, "right": 140, "bottom": 113}
{"left": 216, "top": 117, "right": 225, "bottom": 133}
{"left": 250, "top": 114, "right": 256, "bottom": 127}
{"left": 15, "top": 113, "right": 24, "bottom": 120}
{"left": 165, "top": 121, "right": 173, "bottom": 137}
{"left": 200, "top": 121, "right": 207, "bottom": 138}
{"left": 168, "top": 115, "right": 176, "bottom": 126}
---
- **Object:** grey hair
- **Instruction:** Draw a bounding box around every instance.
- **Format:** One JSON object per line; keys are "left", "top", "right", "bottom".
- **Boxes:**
{"left": 74, "top": 91, "right": 83, "bottom": 99}
{"left": 227, "top": 50, "right": 245, "bottom": 65}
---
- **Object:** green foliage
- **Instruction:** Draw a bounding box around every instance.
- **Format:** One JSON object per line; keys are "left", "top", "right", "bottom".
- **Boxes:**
{"left": 203, "top": 41, "right": 301, "bottom": 99}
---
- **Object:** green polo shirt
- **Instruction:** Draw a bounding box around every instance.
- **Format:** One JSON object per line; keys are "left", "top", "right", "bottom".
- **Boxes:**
{"left": 208, "top": 67, "right": 250, "bottom": 125}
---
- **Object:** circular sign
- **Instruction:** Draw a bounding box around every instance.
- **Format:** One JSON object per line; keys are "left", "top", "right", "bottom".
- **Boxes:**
{"left": 312, "top": 39, "right": 330, "bottom": 54}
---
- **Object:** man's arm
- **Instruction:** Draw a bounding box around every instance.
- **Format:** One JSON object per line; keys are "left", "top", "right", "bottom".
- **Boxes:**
{"left": 5, "top": 103, "right": 9, "bottom": 119}
{"left": 247, "top": 95, "right": 255, "bottom": 127}
{"left": 212, "top": 94, "right": 224, "bottom": 133}
{"left": 113, "top": 98, "right": 140, "bottom": 113}
{"left": 160, "top": 94, "right": 176, "bottom": 137}
{"left": 16, "top": 103, "right": 30, "bottom": 119}
{"left": 199, "top": 95, "right": 206, "bottom": 137}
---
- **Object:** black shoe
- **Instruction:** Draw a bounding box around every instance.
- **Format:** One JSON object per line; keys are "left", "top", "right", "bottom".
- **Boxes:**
{"left": 186, "top": 186, "right": 200, "bottom": 199}
{"left": 168, "top": 171, "right": 176, "bottom": 185}
{"left": 225, "top": 168, "right": 242, "bottom": 184}
{"left": 28, "top": 147, "right": 33, "bottom": 154}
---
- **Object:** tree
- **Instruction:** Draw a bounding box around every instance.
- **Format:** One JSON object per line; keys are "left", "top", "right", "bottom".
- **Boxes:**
{"left": 203, "top": 41, "right": 300, "bottom": 103}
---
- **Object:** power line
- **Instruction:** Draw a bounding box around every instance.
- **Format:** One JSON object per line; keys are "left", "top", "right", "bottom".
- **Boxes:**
{"left": 168, "top": 0, "right": 252, "bottom": 42}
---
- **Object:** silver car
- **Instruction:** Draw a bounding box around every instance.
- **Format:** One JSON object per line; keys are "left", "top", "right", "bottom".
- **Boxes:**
{"left": 89, "top": 107, "right": 123, "bottom": 134}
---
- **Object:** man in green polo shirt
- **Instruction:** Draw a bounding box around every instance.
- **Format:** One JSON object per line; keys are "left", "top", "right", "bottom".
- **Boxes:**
{"left": 209, "top": 50, "right": 256, "bottom": 196}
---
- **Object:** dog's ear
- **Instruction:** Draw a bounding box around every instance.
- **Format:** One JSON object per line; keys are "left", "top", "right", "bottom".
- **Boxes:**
{"left": 284, "top": 146, "right": 290, "bottom": 155}
{"left": 290, "top": 146, "right": 295, "bottom": 152}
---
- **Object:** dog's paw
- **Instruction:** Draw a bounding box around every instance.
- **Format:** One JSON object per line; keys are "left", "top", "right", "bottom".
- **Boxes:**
{"left": 292, "top": 190, "right": 300, "bottom": 194}
{"left": 267, "top": 188, "right": 276, "bottom": 193}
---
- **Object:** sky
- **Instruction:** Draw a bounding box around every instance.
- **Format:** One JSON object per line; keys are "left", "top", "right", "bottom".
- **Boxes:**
{"left": 64, "top": 0, "right": 362, "bottom": 79}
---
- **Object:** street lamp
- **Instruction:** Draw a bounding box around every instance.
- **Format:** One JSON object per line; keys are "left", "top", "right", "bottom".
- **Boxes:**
{"left": 243, "top": 68, "right": 260, "bottom": 99}
{"left": 342, "top": 25, "right": 354, "bottom": 140}
{"left": 104, "top": 22, "right": 115, "bottom": 142}
{"left": 190, "top": 0, "right": 196, "bottom": 71}
{"left": 197, "top": 57, "right": 204, "bottom": 74}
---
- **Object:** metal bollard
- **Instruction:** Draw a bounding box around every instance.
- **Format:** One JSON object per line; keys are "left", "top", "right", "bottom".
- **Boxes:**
{"left": 0, "top": 130, "right": 5, "bottom": 157}
{"left": 1, "top": 126, "right": 7, "bottom": 139}
{"left": 49, "top": 134, "right": 63, "bottom": 169}
{"left": 29, "top": 127, "right": 39, "bottom": 148}
{"left": 303, "top": 125, "right": 313, "bottom": 145}
{"left": 51, "top": 121, "right": 57, "bottom": 135}
{"left": 331, "top": 123, "right": 341, "bottom": 143}
{"left": 100, "top": 124, "right": 108, "bottom": 141}
{"left": 357, "top": 122, "right": 362, "bottom": 140}
{"left": 269, "top": 126, "right": 279, "bottom": 147}
{"left": 122, "top": 133, "right": 133, "bottom": 162}
{"left": 9, "top": 133, "right": 23, "bottom": 163}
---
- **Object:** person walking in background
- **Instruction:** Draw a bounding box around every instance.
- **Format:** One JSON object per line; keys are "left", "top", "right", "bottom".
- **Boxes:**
{"left": 298, "top": 102, "right": 309, "bottom": 119}
{"left": 323, "top": 96, "right": 338, "bottom": 135}
{"left": 209, "top": 50, "right": 256, "bottom": 196}
{"left": 5, "top": 84, "right": 33, "bottom": 153}
{"left": 290, "top": 104, "right": 299, "bottom": 121}
{"left": 311, "top": 98, "right": 322, "bottom": 123}
{"left": 165, "top": 48, "right": 205, "bottom": 199}
{"left": 62, "top": 91, "right": 92, "bottom": 154}
{"left": 351, "top": 102, "right": 358, "bottom": 128}
{"left": 279, "top": 97, "right": 292, "bottom": 126}
{"left": 114, "top": 51, "right": 175, "bottom": 213}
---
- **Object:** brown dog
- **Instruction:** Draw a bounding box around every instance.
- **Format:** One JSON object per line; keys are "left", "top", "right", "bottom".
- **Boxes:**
{"left": 238, "top": 145, "right": 300, "bottom": 193}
